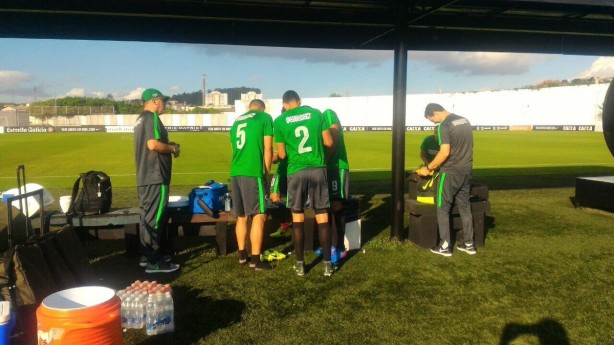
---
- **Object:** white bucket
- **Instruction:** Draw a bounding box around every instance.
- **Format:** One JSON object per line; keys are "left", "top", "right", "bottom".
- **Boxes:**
{"left": 59, "top": 196, "right": 72, "bottom": 214}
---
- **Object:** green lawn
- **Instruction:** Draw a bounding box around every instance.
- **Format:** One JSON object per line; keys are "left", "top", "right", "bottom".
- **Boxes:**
{"left": 2, "top": 131, "right": 614, "bottom": 345}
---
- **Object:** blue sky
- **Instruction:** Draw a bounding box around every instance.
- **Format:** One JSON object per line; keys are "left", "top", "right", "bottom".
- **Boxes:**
{"left": 1, "top": 38, "right": 613, "bottom": 104}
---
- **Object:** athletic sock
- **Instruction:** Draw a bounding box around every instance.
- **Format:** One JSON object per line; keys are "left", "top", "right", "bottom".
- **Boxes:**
{"left": 318, "top": 222, "right": 331, "bottom": 262}
{"left": 251, "top": 254, "right": 261, "bottom": 265}
{"left": 239, "top": 250, "right": 248, "bottom": 263}
{"left": 292, "top": 222, "right": 304, "bottom": 262}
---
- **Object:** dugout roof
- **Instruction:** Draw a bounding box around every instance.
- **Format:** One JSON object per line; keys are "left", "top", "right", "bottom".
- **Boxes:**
{"left": 1, "top": 0, "right": 614, "bottom": 56}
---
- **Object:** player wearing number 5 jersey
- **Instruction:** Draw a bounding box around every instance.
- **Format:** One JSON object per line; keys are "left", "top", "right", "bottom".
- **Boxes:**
{"left": 274, "top": 90, "right": 334, "bottom": 276}
{"left": 230, "top": 99, "right": 274, "bottom": 271}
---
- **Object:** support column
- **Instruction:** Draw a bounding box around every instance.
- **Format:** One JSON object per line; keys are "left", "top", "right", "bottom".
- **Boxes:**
{"left": 390, "top": 4, "right": 408, "bottom": 241}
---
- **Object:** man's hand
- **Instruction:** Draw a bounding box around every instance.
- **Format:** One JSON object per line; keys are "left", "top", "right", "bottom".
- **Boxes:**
{"left": 416, "top": 166, "right": 431, "bottom": 177}
{"left": 270, "top": 192, "right": 280, "bottom": 203}
{"left": 169, "top": 142, "right": 180, "bottom": 158}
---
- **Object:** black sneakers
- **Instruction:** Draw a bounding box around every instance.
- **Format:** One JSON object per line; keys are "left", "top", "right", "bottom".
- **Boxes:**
{"left": 430, "top": 244, "right": 452, "bottom": 257}
{"left": 457, "top": 242, "right": 477, "bottom": 255}
{"left": 145, "top": 261, "right": 180, "bottom": 273}
{"left": 140, "top": 255, "right": 172, "bottom": 267}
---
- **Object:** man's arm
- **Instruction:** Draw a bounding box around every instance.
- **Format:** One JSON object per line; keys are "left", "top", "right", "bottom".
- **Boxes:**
{"left": 276, "top": 142, "right": 287, "bottom": 160}
{"left": 264, "top": 136, "right": 273, "bottom": 176}
{"left": 420, "top": 150, "right": 429, "bottom": 165}
{"left": 326, "top": 124, "right": 340, "bottom": 162}
{"left": 147, "top": 139, "right": 178, "bottom": 156}
{"left": 417, "top": 144, "right": 449, "bottom": 176}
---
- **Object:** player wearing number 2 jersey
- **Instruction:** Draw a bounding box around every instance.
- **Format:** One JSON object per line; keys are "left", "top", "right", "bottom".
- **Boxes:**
{"left": 230, "top": 99, "right": 273, "bottom": 270}
{"left": 274, "top": 90, "right": 334, "bottom": 276}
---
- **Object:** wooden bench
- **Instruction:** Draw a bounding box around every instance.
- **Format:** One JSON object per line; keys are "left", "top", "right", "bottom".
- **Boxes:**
{"left": 40, "top": 207, "right": 236, "bottom": 257}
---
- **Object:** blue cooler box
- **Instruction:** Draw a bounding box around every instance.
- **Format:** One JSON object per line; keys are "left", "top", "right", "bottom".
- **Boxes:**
{"left": 189, "top": 183, "right": 228, "bottom": 213}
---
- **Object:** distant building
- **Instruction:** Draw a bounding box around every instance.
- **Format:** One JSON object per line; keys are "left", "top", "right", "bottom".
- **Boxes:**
{"left": 0, "top": 106, "right": 29, "bottom": 126}
{"left": 241, "top": 91, "right": 263, "bottom": 102}
{"left": 207, "top": 91, "right": 229, "bottom": 107}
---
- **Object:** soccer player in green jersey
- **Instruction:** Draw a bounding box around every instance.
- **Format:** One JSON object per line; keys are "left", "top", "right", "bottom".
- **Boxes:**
{"left": 274, "top": 90, "right": 334, "bottom": 276}
{"left": 323, "top": 108, "right": 350, "bottom": 263}
{"left": 230, "top": 99, "right": 273, "bottom": 270}
{"left": 420, "top": 126, "right": 440, "bottom": 165}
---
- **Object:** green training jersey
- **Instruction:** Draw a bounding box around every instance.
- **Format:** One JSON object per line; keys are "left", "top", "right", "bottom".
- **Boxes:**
{"left": 230, "top": 110, "right": 273, "bottom": 177}
{"left": 420, "top": 134, "right": 440, "bottom": 163}
{"left": 323, "top": 109, "right": 349, "bottom": 170}
{"left": 274, "top": 105, "right": 327, "bottom": 175}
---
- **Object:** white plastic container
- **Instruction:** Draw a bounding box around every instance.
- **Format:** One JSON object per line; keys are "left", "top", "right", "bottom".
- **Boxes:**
{"left": 59, "top": 195, "right": 72, "bottom": 213}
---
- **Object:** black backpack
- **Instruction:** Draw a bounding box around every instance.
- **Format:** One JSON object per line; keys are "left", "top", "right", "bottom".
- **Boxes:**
{"left": 68, "top": 171, "right": 112, "bottom": 215}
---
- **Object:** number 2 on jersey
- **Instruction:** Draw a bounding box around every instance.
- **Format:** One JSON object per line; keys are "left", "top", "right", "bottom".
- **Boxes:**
{"left": 295, "top": 126, "right": 313, "bottom": 154}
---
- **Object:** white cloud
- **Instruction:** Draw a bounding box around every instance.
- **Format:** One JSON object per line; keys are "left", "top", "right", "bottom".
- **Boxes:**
{"left": 169, "top": 85, "right": 182, "bottom": 93}
{"left": 65, "top": 88, "right": 85, "bottom": 97}
{"left": 409, "top": 51, "right": 551, "bottom": 75}
{"left": 0, "top": 70, "right": 32, "bottom": 89}
{"left": 187, "top": 44, "right": 392, "bottom": 66}
{"left": 123, "top": 87, "right": 145, "bottom": 101}
{"left": 91, "top": 91, "right": 106, "bottom": 98}
{"left": 577, "top": 57, "right": 614, "bottom": 79}
{"left": 0, "top": 71, "right": 35, "bottom": 98}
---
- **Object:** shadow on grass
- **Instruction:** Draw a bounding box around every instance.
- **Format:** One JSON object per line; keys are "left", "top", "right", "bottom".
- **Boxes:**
{"left": 499, "top": 318, "right": 571, "bottom": 345}
{"left": 128, "top": 287, "right": 245, "bottom": 345}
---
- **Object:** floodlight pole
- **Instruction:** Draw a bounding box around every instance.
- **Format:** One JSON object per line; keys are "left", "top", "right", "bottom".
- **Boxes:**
{"left": 390, "top": 3, "right": 408, "bottom": 242}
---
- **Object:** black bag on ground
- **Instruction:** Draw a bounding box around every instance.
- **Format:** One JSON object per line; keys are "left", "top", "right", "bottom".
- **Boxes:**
{"left": 68, "top": 171, "right": 112, "bottom": 215}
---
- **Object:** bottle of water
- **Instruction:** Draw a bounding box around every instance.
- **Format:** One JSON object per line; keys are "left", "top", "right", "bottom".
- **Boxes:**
{"left": 133, "top": 297, "right": 144, "bottom": 329}
{"left": 154, "top": 293, "right": 168, "bottom": 334}
{"left": 124, "top": 296, "right": 134, "bottom": 329}
{"left": 164, "top": 291, "right": 175, "bottom": 333}
{"left": 120, "top": 296, "right": 130, "bottom": 329}
{"left": 224, "top": 193, "right": 232, "bottom": 212}
{"left": 145, "top": 294, "right": 158, "bottom": 335}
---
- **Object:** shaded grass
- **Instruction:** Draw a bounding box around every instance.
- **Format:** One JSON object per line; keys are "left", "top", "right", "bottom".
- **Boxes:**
{"left": 82, "top": 188, "right": 614, "bottom": 345}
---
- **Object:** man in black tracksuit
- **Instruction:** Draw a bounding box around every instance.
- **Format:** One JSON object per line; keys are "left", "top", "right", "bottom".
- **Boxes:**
{"left": 417, "top": 103, "right": 475, "bottom": 257}
{"left": 134, "top": 88, "right": 181, "bottom": 273}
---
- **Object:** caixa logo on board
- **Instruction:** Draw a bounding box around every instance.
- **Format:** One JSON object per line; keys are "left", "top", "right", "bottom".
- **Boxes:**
{"left": 345, "top": 126, "right": 366, "bottom": 132}
{"left": 562, "top": 126, "right": 577, "bottom": 131}
{"left": 405, "top": 126, "right": 422, "bottom": 131}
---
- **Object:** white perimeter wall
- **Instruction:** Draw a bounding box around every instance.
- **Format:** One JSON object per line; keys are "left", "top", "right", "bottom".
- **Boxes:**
{"left": 235, "top": 84, "right": 608, "bottom": 127}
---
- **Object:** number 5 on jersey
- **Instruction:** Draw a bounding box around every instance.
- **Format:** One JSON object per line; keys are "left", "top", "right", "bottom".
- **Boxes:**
{"left": 236, "top": 123, "right": 247, "bottom": 149}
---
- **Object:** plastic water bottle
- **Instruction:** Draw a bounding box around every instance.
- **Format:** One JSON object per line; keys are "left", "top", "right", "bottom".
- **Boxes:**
{"left": 164, "top": 291, "right": 175, "bottom": 333}
{"left": 224, "top": 193, "right": 232, "bottom": 212}
{"left": 155, "top": 292, "right": 169, "bottom": 334}
{"left": 145, "top": 294, "right": 158, "bottom": 335}
{"left": 123, "top": 297, "right": 133, "bottom": 329}
{"left": 133, "top": 297, "right": 144, "bottom": 329}
{"left": 120, "top": 296, "right": 129, "bottom": 328}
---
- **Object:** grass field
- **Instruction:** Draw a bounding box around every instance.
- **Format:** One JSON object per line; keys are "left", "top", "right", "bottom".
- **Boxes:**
{"left": 2, "top": 131, "right": 614, "bottom": 345}
{"left": 1, "top": 131, "right": 613, "bottom": 191}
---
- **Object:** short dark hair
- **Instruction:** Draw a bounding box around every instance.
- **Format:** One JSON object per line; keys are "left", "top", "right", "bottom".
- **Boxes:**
{"left": 249, "top": 99, "right": 266, "bottom": 110}
{"left": 424, "top": 103, "right": 445, "bottom": 118}
{"left": 282, "top": 90, "right": 300, "bottom": 103}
